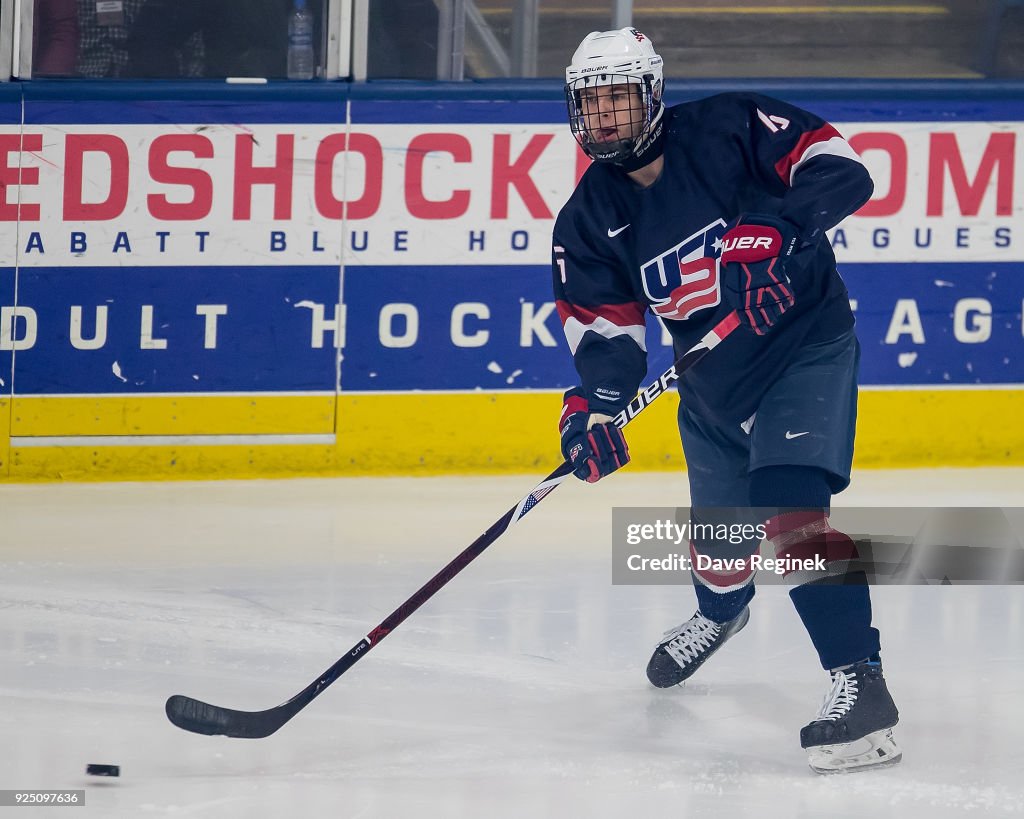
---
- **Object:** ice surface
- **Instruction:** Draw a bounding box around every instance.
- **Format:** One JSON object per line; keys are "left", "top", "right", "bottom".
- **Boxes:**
{"left": 1, "top": 469, "right": 1023, "bottom": 818}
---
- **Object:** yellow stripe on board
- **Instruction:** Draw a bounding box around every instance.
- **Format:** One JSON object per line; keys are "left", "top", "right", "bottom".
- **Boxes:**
{"left": 337, "top": 389, "right": 1023, "bottom": 474}
{"left": 10, "top": 442, "right": 342, "bottom": 482}
{"left": 3, "top": 388, "right": 1020, "bottom": 482}
{"left": 855, "top": 388, "right": 1022, "bottom": 468}
{"left": 335, "top": 392, "right": 566, "bottom": 475}
{"left": 11, "top": 394, "right": 336, "bottom": 436}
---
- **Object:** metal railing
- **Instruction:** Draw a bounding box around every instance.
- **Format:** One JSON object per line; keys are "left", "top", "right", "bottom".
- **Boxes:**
{"left": 9, "top": 0, "right": 1024, "bottom": 82}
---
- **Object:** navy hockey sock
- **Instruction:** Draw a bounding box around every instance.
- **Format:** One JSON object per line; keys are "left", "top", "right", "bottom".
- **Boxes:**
{"left": 694, "top": 581, "right": 753, "bottom": 624}
{"left": 688, "top": 506, "right": 759, "bottom": 623}
{"left": 749, "top": 464, "right": 832, "bottom": 508}
{"left": 789, "top": 577, "right": 881, "bottom": 670}
{"left": 750, "top": 466, "right": 881, "bottom": 670}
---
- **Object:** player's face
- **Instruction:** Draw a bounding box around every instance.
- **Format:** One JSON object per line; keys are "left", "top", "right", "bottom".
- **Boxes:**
{"left": 578, "top": 83, "right": 644, "bottom": 144}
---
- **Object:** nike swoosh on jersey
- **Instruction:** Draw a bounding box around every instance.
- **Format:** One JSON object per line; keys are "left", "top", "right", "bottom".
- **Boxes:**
{"left": 607, "top": 224, "right": 630, "bottom": 238}
{"left": 785, "top": 430, "right": 810, "bottom": 439}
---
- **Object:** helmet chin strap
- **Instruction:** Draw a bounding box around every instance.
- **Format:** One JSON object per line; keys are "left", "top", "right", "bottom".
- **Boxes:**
{"left": 615, "top": 103, "right": 667, "bottom": 174}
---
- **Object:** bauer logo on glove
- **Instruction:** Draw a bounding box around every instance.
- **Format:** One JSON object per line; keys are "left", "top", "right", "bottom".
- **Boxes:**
{"left": 559, "top": 387, "right": 630, "bottom": 483}
{"left": 720, "top": 213, "right": 800, "bottom": 336}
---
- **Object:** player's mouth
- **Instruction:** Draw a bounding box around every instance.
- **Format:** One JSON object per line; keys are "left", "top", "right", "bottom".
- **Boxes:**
{"left": 593, "top": 127, "right": 621, "bottom": 143}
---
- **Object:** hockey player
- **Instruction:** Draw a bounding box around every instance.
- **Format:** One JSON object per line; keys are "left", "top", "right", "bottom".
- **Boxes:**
{"left": 553, "top": 28, "right": 900, "bottom": 773}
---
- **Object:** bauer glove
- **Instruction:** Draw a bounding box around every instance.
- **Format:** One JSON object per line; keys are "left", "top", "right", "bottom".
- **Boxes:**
{"left": 559, "top": 387, "right": 630, "bottom": 483}
{"left": 720, "top": 213, "right": 800, "bottom": 335}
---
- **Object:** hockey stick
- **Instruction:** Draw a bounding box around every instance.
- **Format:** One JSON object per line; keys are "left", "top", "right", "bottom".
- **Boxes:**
{"left": 165, "top": 311, "right": 741, "bottom": 738}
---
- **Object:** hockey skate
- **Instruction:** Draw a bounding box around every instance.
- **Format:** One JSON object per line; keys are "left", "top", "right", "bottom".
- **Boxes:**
{"left": 801, "top": 659, "right": 901, "bottom": 774}
{"left": 646, "top": 607, "right": 750, "bottom": 688}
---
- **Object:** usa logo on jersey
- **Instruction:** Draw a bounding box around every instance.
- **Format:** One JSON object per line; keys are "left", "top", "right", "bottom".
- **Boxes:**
{"left": 640, "top": 218, "right": 727, "bottom": 320}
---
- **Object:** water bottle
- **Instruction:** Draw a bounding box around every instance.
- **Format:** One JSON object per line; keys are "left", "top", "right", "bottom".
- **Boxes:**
{"left": 287, "top": 0, "right": 315, "bottom": 80}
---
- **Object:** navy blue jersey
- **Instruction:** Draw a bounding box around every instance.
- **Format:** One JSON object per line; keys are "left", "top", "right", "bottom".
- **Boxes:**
{"left": 552, "top": 92, "right": 873, "bottom": 425}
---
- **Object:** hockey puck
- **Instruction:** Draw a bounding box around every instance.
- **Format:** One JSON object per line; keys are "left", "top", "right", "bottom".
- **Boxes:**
{"left": 86, "top": 764, "right": 120, "bottom": 777}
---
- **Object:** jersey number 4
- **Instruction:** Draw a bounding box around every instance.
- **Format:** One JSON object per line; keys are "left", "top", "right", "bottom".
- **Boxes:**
{"left": 640, "top": 219, "right": 727, "bottom": 321}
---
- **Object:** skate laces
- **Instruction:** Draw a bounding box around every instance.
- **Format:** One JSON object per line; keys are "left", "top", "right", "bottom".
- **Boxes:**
{"left": 662, "top": 614, "right": 721, "bottom": 666}
{"left": 815, "top": 669, "right": 860, "bottom": 721}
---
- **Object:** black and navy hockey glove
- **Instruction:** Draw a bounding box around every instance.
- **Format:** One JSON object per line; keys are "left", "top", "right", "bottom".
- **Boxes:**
{"left": 559, "top": 387, "right": 630, "bottom": 483}
{"left": 720, "top": 214, "right": 799, "bottom": 335}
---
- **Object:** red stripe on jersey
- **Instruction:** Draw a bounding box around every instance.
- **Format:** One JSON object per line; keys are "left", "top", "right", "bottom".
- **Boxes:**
{"left": 555, "top": 300, "right": 647, "bottom": 328}
{"left": 774, "top": 124, "right": 842, "bottom": 186}
{"left": 651, "top": 283, "right": 720, "bottom": 321}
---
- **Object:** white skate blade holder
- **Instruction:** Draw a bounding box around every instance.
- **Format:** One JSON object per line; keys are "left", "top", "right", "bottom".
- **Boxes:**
{"left": 806, "top": 728, "right": 902, "bottom": 774}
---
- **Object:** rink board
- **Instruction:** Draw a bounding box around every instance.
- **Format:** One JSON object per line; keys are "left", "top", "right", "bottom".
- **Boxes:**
{"left": 0, "top": 81, "right": 1021, "bottom": 479}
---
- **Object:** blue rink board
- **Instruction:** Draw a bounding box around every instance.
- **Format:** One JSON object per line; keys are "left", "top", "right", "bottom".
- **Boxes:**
{"left": 340, "top": 262, "right": 1024, "bottom": 392}
{"left": 12, "top": 266, "right": 340, "bottom": 394}
{"left": 0, "top": 267, "right": 12, "bottom": 401}
{"left": 8, "top": 262, "right": 1023, "bottom": 395}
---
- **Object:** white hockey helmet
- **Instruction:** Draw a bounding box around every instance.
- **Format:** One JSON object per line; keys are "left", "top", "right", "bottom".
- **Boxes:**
{"left": 565, "top": 28, "right": 665, "bottom": 166}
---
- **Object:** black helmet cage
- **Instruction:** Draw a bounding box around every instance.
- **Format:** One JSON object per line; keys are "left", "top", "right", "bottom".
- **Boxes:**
{"left": 566, "top": 73, "right": 659, "bottom": 164}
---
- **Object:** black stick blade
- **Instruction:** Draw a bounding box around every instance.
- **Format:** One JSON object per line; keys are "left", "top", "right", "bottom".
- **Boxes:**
{"left": 165, "top": 695, "right": 291, "bottom": 739}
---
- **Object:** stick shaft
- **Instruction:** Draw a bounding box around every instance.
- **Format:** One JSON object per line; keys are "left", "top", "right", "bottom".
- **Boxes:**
{"left": 166, "top": 311, "right": 740, "bottom": 737}
{"left": 313, "top": 312, "right": 741, "bottom": 681}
